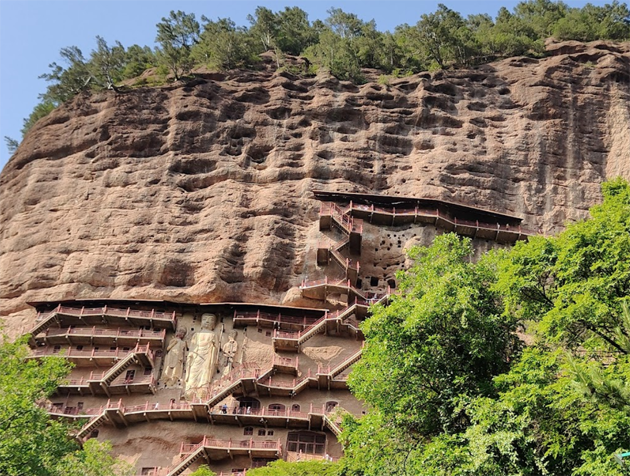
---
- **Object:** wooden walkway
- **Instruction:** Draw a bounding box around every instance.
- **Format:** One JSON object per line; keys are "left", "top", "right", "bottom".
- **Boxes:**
{"left": 167, "top": 436, "right": 283, "bottom": 476}
{"left": 47, "top": 348, "right": 363, "bottom": 440}
{"left": 322, "top": 199, "right": 535, "bottom": 243}
{"left": 29, "top": 304, "right": 176, "bottom": 345}
{"left": 53, "top": 344, "right": 156, "bottom": 397}
{"left": 272, "top": 300, "right": 367, "bottom": 352}
{"left": 34, "top": 326, "right": 165, "bottom": 349}
{"left": 300, "top": 277, "right": 390, "bottom": 306}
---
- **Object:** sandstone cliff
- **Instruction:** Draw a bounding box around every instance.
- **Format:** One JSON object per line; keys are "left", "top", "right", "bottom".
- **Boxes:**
{"left": 1, "top": 40, "right": 629, "bottom": 334}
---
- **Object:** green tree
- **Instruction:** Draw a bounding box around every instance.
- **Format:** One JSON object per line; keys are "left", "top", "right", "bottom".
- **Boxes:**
{"left": 303, "top": 8, "right": 369, "bottom": 82}
{"left": 554, "top": 1, "right": 630, "bottom": 41}
{"left": 40, "top": 46, "right": 92, "bottom": 104}
{"left": 355, "top": 20, "right": 386, "bottom": 69}
{"left": 0, "top": 336, "right": 76, "bottom": 475}
{"left": 22, "top": 100, "right": 56, "bottom": 136}
{"left": 155, "top": 10, "right": 200, "bottom": 80}
{"left": 56, "top": 439, "right": 134, "bottom": 476}
{"left": 0, "top": 336, "right": 134, "bottom": 476}
{"left": 478, "top": 7, "right": 538, "bottom": 59}
{"left": 413, "top": 4, "right": 477, "bottom": 68}
{"left": 247, "top": 6, "right": 278, "bottom": 52}
{"left": 120, "top": 44, "right": 157, "bottom": 80}
{"left": 390, "top": 24, "right": 427, "bottom": 73}
{"left": 89, "top": 36, "right": 126, "bottom": 90}
{"left": 497, "top": 178, "right": 630, "bottom": 353}
{"left": 4, "top": 136, "right": 19, "bottom": 155}
{"left": 189, "top": 466, "right": 216, "bottom": 476}
{"left": 344, "top": 234, "right": 519, "bottom": 475}
{"left": 246, "top": 459, "right": 340, "bottom": 475}
{"left": 513, "top": 0, "right": 569, "bottom": 39}
{"left": 399, "top": 179, "right": 630, "bottom": 476}
{"left": 192, "top": 17, "right": 257, "bottom": 70}
{"left": 276, "top": 7, "right": 319, "bottom": 55}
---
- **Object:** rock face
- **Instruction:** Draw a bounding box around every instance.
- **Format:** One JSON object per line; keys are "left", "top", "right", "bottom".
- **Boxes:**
{"left": 1, "top": 40, "right": 630, "bottom": 333}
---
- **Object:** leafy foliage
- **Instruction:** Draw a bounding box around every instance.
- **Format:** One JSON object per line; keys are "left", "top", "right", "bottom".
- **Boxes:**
{"left": 4, "top": 136, "right": 19, "bottom": 155}
{"left": 0, "top": 336, "right": 77, "bottom": 476}
{"left": 344, "top": 234, "right": 520, "bottom": 475}
{"left": 497, "top": 177, "right": 630, "bottom": 352}
{"left": 343, "top": 180, "right": 630, "bottom": 475}
{"left": 0, "top": 336, "right": 133, "bottom": 476}
{"left": 246, "top": 459, "right": 340, "bottom": 475}
{"left": 55, "top": 439, "right": 134, "bottom": 476}
{"left": 19, "top": 1, "right": 630, "bottom": 139}
{"left": 192, "top": 17, "right": 257, "bottom": 71}
{"left": 155, "top": 10, "right": 200, "bottom": 80}
{"left": 189, "top": 465, "right": 217, "bottom": 476}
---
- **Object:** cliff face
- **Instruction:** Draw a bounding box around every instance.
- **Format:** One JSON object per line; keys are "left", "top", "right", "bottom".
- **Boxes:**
{"left": 1, "top": 40, "right": 629, "bottom": 333}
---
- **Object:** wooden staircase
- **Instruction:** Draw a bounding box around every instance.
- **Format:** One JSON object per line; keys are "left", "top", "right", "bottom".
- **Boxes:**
{"left": 28, "top": 306, "right": 61, "bottom": 345}
{"left": 168, "top": 446, "right": 206, "bottom": 476}
{"left": 330, "top": 347, "right": 363, "bottom": 378}
{"left": 319, "top": 203, "right": 363, "bottom": 253}
{"left": 324, "top": 415, "right": 342, "bottom": 436}
{"left": 76, "top": 410, "right": 109, "bottom": 439}
{"left": 207, "top": 380, "right": 244, "bottom": 408}
{"left": 317, "top": 203, "right": 363, "bottom": 286}
{"left": 300, "top": 277, "right": 390, "bottom": 306}
{"left": 273, "top": 301, "right": 368, "bottom": 352}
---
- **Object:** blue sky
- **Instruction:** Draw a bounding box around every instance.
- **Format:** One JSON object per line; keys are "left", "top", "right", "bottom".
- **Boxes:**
{"left": 0, "top": 0, "right": 597, "bottom": 171}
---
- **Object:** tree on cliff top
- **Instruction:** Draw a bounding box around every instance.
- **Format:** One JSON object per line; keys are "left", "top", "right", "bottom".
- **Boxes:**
{"left": 19, "top": 1, "right": 630, "bottom": 142}
{"left": 155, "top": 10, "right": 200, "bottom": 80}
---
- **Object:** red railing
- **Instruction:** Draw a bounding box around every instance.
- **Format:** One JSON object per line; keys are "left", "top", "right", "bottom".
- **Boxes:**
{"left": 197, "top": 365, "right": 263, "bottom": 402}
{"left": 273, "top": 313, "right": 331, "bottom": 341}
{"left": 125, "top": 400, "right": 192, "bottom": 413}
{"left": 35, "top": 306, "right": 61, "bottom": 322}
{"left": 344, "top": 202, "right": 536, "bottom": 238}
{"left": 43, "top": 326, "right": 165, "bottom": 339}
{"left": 179, "top": 436, "right": 282, "bottom": 455}
{"left": 317, "top": 346, "right": 363, "bottom": 376}
{"left": 259, "top": 370, "right": 312, "bottom": 391}
{"left": 300, "top": 276, "right": 349, "bottom": 288}
{"left": 110, "top": 373, "right": 156, "bottom": 387}
{"left": 272, "top": 355, "right": 297, "bottom": 368}
{"left": 52, "top": 305, "right": 178, "bottom": 323}
{"left": 274, "top": 329, "right": 299, "bottom": 339}
{"left": 233, "top": 309, "right": 322, "bottom": 327}
{"left": 321, "top": 203, "right": 363, "bottom": 235}
{"left": 32, "top": 342, "right": 153, "bottom": 360}
{"left": 300, "top": 278, "right": 389, "bottom": 302}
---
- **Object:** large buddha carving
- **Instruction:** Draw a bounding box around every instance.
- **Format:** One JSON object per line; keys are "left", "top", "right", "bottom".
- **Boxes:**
{"left": 184, "top": 313, "right": 219, "bottom": 400}
{"left": 162, "top": 327, "right": 187, "bottom": 387}
{"left": 221, "top": 330, "right": 238, "bottom": 375}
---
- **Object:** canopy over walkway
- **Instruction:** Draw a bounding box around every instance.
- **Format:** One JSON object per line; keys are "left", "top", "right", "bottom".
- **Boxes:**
{"left": 314, "top": 190, "right": 537, "bottom": 243}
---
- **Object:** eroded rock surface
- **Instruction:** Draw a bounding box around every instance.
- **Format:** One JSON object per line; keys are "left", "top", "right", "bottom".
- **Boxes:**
{"left": 1, "top": 40, "right": 629, "bottom": 333}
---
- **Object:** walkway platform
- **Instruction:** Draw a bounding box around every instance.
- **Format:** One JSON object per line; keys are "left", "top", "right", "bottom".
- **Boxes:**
{"left": 272, "top": 301, "right": 366, "bottom": 352}
{"left": 314, "top": 190, "right": 536, "bottom": 243}
{"left": 34, "top": 326, "right": 166, "bottom": 349}
{"left": 299, "top": 277, "right": 389, "bottom": 307}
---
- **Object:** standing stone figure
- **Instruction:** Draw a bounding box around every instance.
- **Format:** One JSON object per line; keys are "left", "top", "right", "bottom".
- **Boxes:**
{"left": 221, "top": 330, "right": 238, "bottom": 375}
{"left": 162, "top": 327, "right": 187, "bottom": 387}
{"left": 184, "top": 313, "right": 219, "bottom": 400}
